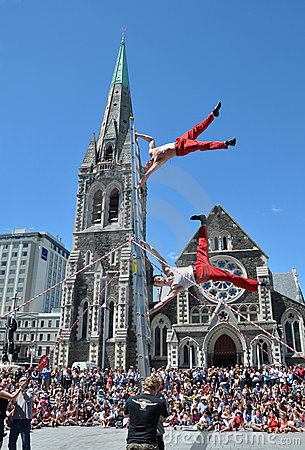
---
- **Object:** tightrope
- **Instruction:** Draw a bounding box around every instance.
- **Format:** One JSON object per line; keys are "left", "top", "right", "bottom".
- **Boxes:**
{"left": 0, "top": 238, "right": 133, "bottom": 321}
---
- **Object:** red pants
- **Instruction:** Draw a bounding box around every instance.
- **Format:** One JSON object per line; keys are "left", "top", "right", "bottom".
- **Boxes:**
{"left": 193, "top": 226, "right": 259, "bottom": 292}
{"left": 175, "top": 114, "right": 228, "bottom": 156}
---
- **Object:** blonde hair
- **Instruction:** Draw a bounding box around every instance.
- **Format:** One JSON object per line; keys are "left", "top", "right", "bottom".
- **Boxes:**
{"left": 144, "top": 376, "right": 161, "bottom": 392}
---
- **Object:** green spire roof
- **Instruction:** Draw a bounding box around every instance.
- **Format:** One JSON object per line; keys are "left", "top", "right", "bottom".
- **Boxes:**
{"left": 111, "top": 38, "right": 130, "bottom": 87}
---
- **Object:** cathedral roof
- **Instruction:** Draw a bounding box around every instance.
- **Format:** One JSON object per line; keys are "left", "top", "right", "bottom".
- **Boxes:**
{"left": 111, "top": 37, "right": 129, "bottom": 88}
{"left": 272, "top": 270, "right": 304, "bottom": 304}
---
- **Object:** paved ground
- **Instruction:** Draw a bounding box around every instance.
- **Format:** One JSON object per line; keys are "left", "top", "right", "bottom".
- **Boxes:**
{"left": 3, "top": 427, "right": 305, "bottom": 449}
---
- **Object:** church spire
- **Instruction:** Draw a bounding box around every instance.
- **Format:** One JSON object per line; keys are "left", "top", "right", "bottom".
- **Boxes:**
{"left": 110, "top": 36, "right": 129, "bottom": 88}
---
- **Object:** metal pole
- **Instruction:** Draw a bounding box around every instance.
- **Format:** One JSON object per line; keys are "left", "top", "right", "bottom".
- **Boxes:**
{"left": 101, "top": 273, "right": 108, "bottom": 369}
{"left": 130, "top": 117, "right": 150, "bottom": 382}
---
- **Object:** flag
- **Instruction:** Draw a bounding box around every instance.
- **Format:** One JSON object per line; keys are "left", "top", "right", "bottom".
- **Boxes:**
{"left": 39, "top": 355, "right": 49, "bottom": 372}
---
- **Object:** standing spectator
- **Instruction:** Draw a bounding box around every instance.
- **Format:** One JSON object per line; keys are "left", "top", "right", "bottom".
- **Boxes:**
{"left": 41, "top": 367, "right": 51, "bottom": 391}
{"left": 8, "top": 376, "right": 34, "bottom": 450}
{"left": 0, "top": 378, "right": 20, "bottom": 449}
{"left": 124, "top": 376, "right": 168, "bottom": 450}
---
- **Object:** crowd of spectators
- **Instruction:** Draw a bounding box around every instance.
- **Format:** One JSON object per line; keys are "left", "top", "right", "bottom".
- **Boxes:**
{"left": 1, "top": 363, "right": 305, "bottom": 434}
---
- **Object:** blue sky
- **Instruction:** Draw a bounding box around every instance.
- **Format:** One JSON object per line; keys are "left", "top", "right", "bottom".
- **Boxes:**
{"left": 0, "top": 0, "right": 305, "bottom": 289}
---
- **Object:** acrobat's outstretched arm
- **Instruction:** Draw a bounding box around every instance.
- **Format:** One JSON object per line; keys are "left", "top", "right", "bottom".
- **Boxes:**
{"left": 135, "top": 133, "right": 156, "bottom": 152}
{"left": 140, "top": 240, "right": 169, "bottom": 274}
{"left": 137, "top": 158, "right": 163, "bottom": 189}
{"left": 147, "top": 286, "right": 183, "bottom": 317}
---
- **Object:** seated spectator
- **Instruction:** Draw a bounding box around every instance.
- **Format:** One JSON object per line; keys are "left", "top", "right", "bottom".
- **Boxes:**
{"left": 252, "top": 408, "right": 265, "bottom": 432}
{"left": 197, "top": 411, "right": 212, "bottom": 431}
{"left": 267, "top": 411, "right": 279, "bottom": 433}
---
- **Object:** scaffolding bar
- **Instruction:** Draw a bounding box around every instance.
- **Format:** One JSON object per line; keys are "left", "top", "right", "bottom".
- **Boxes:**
{"left": 130, "top": 117, "right": 151, "bottom": 381}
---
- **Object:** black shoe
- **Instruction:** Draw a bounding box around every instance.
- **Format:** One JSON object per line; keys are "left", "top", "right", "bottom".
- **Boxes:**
{"left": 225, "top": 137, "right": 236, "bottom": 146}
{"left": 190, "top": 214, "right": 207, "bottom": 226}
{"left": 213, "top": 101, "right": 221, "bottom": 117}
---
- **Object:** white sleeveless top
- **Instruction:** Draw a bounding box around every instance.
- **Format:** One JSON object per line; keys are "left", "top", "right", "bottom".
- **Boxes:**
{"left": 169, "top": 266, "right": 195, "bottom": 290}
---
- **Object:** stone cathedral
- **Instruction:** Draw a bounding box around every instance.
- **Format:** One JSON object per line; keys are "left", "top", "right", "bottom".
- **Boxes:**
{"left": 55, "top": 38, "right": 150, "bottom": 369}
{"left": 150, "top": 205, "right": 305, "bottom": 369}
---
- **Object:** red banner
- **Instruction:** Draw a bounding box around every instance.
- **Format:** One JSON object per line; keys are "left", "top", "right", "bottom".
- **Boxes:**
{"left": 39, "top": 355, "right": 49, "bottom": 372}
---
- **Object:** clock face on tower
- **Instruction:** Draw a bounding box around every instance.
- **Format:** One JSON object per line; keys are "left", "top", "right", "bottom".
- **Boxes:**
{"left": 201, "top": 255, "right": 247, "bottom": 303}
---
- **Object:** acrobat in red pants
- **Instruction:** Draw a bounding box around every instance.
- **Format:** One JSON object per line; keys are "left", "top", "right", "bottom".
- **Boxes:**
{"left": 193, "top": 225, "right": 259, "bottom": 292}
{"left": 175, "top": 113, "right": 228, "bottom": 156}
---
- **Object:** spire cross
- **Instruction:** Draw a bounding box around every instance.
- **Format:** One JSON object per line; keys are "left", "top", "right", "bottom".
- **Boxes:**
{"left": 121, "top": 27, "right": 126, "bottom": 41}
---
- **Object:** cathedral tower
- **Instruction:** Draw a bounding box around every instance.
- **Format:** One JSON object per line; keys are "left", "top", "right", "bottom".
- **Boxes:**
{"left": 55, "top": 38, "right": 148, "bottom": 369}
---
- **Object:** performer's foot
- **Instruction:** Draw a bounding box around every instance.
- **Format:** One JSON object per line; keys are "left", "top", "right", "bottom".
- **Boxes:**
{"left": 213, "top": 101, "right": 221, "bottom": 117}
{"left": 225, "top": 137, "right": 236, "bottom": 147}
{"left": 190, "top": 214, "right": 207, "bottom": 225}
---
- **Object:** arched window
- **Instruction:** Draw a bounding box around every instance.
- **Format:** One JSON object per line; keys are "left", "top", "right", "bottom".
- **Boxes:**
{"left": 258, "top": 339, "right": 269, "bottom": 364}
{"left": 105, "top": 145, "right": 113, "bottom": 161}
{"left": 190, "top": 306, "right": 210, "bottom": 324}
{"left": 190, "top": 307, "right": 200, "bottom": 324}
{"left": 262, "top": 342, "right": 269, "bottom": 363}
{"left": 214, "top": 237, "right": 219, "bottom": 251}
{"left": 293, "top": 322, "right": 302, "bottom": 352}
{"left": 239, "top": 305, "right": 248, "bottom": 322}
{"left": 108, "top": 189, "right": 119, "bottom": 222}
{"left": 82, "top": 301, "right": 88, "bottom": 340}
{"left": 155, "top": 326, "right": 161, "bottom": 356}
{"left": 285, "top": 322, "right": 293, "bottom": 348}
{"left": 249, "top": 305, "right": 258, "bottom": 322}
{"left": 183, "top": 345, "right": 189, "bottom": 365}
{"left": 24, "top": 321, "right": 28, "bottom": 328}
{"left": 162, "top": 326, "right": 168, "bottom": 356}
{"left": 85, "top": 251, "right": 91, "bottom": 266}
{"left": 108, "top": 301, "right": 114, "bottom": 339}
{"left": 152, "top": 315, "right": 170, "bottom": 358}
{"left": 222, "top": 236, "right": 228, "bottom": 250}
{"left": 284, "top": 312, "right": 303, "bottom": 353}
{"left": 201, "top": 308, "right": 209, "bottom": 324}
{"left": 92, "top": 190, "right": 103, "bottom": 224}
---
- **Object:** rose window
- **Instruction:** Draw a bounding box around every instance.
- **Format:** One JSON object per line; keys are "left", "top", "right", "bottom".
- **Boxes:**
{"left": 200, "top": 256, "right": 247, "bottom": 303}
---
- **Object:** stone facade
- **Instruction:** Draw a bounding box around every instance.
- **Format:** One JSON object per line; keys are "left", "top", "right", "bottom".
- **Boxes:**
{"left": 150, "top": 205, "right": 305, "bottom": 369}
{"left": 54, "top": 39, "right": 151, "bottom": 369}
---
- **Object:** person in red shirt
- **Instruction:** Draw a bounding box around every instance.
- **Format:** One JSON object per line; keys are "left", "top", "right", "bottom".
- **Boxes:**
{"left": 221, "top": 410, "right": 244, "bottom": 432}
{"left": 267, "top": 411, "right": 279, "bottom": 433}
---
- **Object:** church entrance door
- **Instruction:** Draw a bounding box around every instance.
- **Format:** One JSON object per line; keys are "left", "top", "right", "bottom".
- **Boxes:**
{"left": 212, "top": 334, "right": 237, "bottom": 367}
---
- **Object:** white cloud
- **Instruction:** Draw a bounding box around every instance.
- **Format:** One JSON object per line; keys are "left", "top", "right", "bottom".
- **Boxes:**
{"left": 167, "top": 251, "right": 178, "bottom": 261}
{"left": 271, "top": 207, "right": 281, "bottom": 213}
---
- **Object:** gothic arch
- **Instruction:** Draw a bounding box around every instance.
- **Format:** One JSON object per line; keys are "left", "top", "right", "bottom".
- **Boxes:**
{"left": 151, "top": 314, "right": 171, "bottom": 359}
{"left": 203, "top": 322, "right": 247, "bottom": 366}
{"left": 250, "top": 334, "right": 273, "bottom": 366}
{"left": 106, "top": 296, "right": 116, "bottom": 340}
{"left": 179, "top": 336, "right": 200, "bottom": 367}
{"left": 87, "top": 182, "right": 106, "bottom": 227}
{"left": 281, "top": 308, "right": 304, "bottom": 354}
{"left": 105, "top": 182, "right": 122, "bottom": 226}
{"left": 209, "top": 231, "right": 232, "bottom": 251}
{"left": 77, "top": 297, "right": 90, "bottom": 341}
